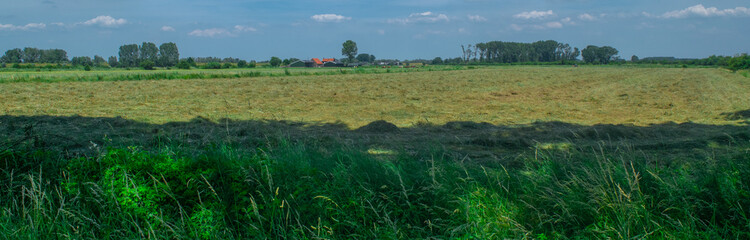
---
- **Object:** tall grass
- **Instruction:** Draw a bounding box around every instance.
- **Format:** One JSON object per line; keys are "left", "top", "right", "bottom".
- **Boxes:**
{"left": 1, "top": 137, "right": 748, "bottom": 239}
{"left": 0, "top": 66, "right": 466, "bottom": 83}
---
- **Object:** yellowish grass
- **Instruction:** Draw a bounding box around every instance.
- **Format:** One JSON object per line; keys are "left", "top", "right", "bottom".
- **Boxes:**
{"left": 1, "top": 66, "right": 748, "bottom": 128}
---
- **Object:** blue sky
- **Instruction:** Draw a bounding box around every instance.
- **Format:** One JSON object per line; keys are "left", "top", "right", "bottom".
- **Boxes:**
{"left": 1, "top": 0, "right": 749, "bottom": 61}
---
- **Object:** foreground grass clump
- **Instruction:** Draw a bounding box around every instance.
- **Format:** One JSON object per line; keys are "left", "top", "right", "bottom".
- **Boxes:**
{"left": 1, "top": 138, "right": 749, "bottom": 239}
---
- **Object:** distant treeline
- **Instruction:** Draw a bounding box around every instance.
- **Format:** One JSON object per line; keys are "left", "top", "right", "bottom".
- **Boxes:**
{"left": 0, "top": 47, "right": 68, "bottom": 64}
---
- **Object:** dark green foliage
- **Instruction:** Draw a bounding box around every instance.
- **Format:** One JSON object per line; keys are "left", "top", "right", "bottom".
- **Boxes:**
{"left": 1, "top": 134, "right": 749, "bottom": 238}
{"left": 432, "top": 57, "right": 443, "bottom": 65}
{"left": 472, "top": 40, "right": 578, "bottom": 64}
{"left": 1, "top": 48, "right": 23, "bottom": 63}
{"left": 108, "top": 56, "right": 118, "bottom": 68}
{"left": 269, "top": 57, "right": 281, "bottom": 67}
{"left": 93, "top": 55, "right": 107, "bottom": 67}
{"left": 248, "top": 60, "right": 256, "bottom": 68}
{"left": 727, "top": 54, "right": 750, "bottom": 72}
{"left": 140, "top": 60, "right": 155, "bottom": 70}
{"left": 71, "top": 56, "right": 93, "bottom": 67}
{"left": 237, "top": 60, "right": 247, "bottom": 68}
{"left": 140, "top": 42, "right": 159, "bottom": 64}
{"left": 356, "top": 53, "right": 375, "bottom": 63}
{"left": 176, "top": 60, "right": 191, "bottom": 69}
{"left": 582, "top": 45, "right": 619, "bottom": 64}
{"left": 204, "top": 62, "right": 222, "bottom": 69}
{"left": 222, "top": 62, "right": 234, "bottom": 69}
{"left": 158, "top": 42, "right": 179, "bottom": 67}
{"left": 342, "top": 40, "right": 358, "bottom": 62}
{"left": 119, "top": 44, "right": 140, "bottom": 67}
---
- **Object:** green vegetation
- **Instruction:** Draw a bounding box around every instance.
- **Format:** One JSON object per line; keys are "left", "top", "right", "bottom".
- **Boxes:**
{"left": 1, "top": 66, "right": 749, "bottom": 238}
{"left": 0, "top": 65, "right": 464, "bottom": 84}
{"left": 1, "top": 116, "right": 749, "bottom": 239}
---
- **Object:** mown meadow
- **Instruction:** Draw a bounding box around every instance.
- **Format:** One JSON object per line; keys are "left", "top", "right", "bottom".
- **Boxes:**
{"left": 1, "top": 66, "right": 749, "bottom": 239}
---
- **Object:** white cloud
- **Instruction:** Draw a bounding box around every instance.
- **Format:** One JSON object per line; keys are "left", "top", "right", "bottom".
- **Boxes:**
{"left": 233, "top": 25, "right": 257, "bottom": 32}
{"left": 544, "top": 21, "right": 563, "bottom": 28}
{"left": 0, "top": 23, "right": 46, "bottom": 31}
{"left": 560, "top": 17, "right": 574, "bottom": 25}
{"left": 189, "top": 28, "right": 234, "bottom": 37}
{"left": 83, "top": 16, "right": 127, "bottom": 27}
{"left": 467, "top": 14, "right": 487, "bottom": 22}
{"left": 161, "top": 26, "right": 175, "bottom": 32}
{"left": 578, "top": 13, "right": 596, "bottom": 21}
{"left": 51, "top": 22, "right": 65, "bottom": 27}
{"left": 660, "top": 4, "right": 750, "bottom": 18}
{"left": 514, "top": 10, "right": 555, "bottom": 20}
{"left": 389, "top": 11, "right": 449, "bottom": 24}
{"left": 377, "top": 29, "right": 385, "bottom": 35}
{"left": 311, "top": 14, "right": 351, "bottom": 23}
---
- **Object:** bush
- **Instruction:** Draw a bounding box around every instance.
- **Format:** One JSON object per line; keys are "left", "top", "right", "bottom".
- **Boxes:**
{"left": 237, "top": 60, "right": 248, "bottom": 68}
{"left": 222, "top": 62, "right": 234, "bottom": 69}
{"left": 140, "top": 60, "right": 155, "bottom": 70}
{"left": 176, "top": 60, "right": 191, "bottom": 69}
{"left": 727, "top": 54, "right": 750, "bottom": 72}
{"left": 269, "top": 57, "right": 282, "bottom": 67}
{"left": 248, "top": 61, "right": 256, "bottom": 68}
{"left": 204, "top": 62, "right": 222, "bottom": 69}
{"left": 84, "top": 65, "right": 92, "bottom": 71}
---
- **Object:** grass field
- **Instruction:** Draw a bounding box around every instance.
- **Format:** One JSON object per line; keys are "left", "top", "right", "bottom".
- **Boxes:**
{"left": 1, "top": 66, "right": 749, "bottom": 239}
{"left": 1, "top": 66, "right": 748, "bottom": 126}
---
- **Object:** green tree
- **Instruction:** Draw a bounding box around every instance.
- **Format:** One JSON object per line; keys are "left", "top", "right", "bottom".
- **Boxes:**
{"left": 598, "top": 46, "right": 619, "bottom": 64}
{"left": 204, "top": 62, "right": 221, "bottom": 69}
{"left": 140, "top": 60, "right": 155, "bottom": 70}
{"left": 341, "top": 40, "right": 358, "bottom": 62}
{"left": 727, "top": 54, "right": 750, "bottom": 72}
{"left": 581, "top": 45, "right": 599, "bottom": 64}
{"left": 631, "top": 55, "right": 639, "bottom": 62}
{"left": 40, "top": 49, "right": 68, "bottom": 63}
{"left": 432, "top": 57, "right": 443, "bottom": 65}
{"left": 269, "top": 56, "right": 282, "bottom": 67}
{"left": 158, "top": 42, "right": 179, "bottom": 67}
{"left": 119, "top": 44, "right": 140, "bottom": 67}
{"left": 356, "top": 53, "right": 372, "bottom": 63}
{"left": 140, "top": 42, "right": 159, "bottom": 64}
{"left": 108, "top": 56, "right": 119, "bottom": 67}
{"left": 71, "top": 56, "right": 93, "bottom": 67}
{"left": 94, "top": 55, "right": 108, "bottom": 67}
{"left": 1, "top": 48, "right": 23, "bottom": 63}
{"left": 176, "top": 60, "right": 191, "bottom": 69}
{"left": 237, "top": 60, "right": 248, "bottom": 68}
{"left": 22, "top": 47, "right": 41, "bottom": 63}
{"left": 186, "top": 57, "right": 197, "bottom": 67}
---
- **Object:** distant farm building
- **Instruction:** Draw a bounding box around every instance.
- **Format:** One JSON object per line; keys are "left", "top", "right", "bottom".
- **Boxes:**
{"left": 289, "top": 58, "right": 345, "bottom": 67}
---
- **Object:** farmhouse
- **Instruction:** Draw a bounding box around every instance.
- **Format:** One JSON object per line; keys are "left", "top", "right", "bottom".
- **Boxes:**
{"left": 289, "top": 58, "right": 345, "bottom": 67}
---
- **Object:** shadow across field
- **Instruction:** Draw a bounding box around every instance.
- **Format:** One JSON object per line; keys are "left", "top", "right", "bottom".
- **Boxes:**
{"left": 2, "top": 114, "right": 748, "bottom": 162}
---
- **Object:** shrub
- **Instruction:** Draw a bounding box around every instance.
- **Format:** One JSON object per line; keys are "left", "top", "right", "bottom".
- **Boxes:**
{"left": 237, "top": 60, "right": 248, "bottom": 68}
{"left": 140, "top": 60, "right": 155, "bottom": 70}
{"left": 176, "top": 60, "right": 191, "bottom": 69}
{"left": 204, "top": 62, "right": 222, "bottom": 69}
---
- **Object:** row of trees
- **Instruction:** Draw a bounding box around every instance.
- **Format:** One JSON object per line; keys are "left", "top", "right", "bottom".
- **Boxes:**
{"left": 464, "top": 40, "right": 581, "bottom": 64}
{"left": 1, "top": 48, "right": 68, "bottom": 64}
{"left": 117, "top": 42, "right": 179, "bottom": 68}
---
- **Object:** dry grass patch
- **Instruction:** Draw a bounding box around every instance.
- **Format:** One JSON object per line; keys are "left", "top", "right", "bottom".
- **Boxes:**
{"left": 1, "top": 66, "right": 748, "bottom": 128}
